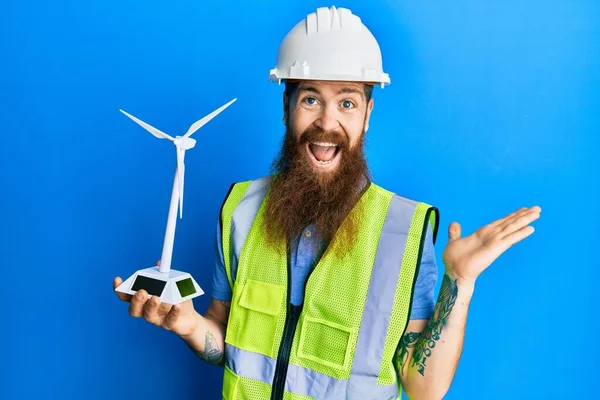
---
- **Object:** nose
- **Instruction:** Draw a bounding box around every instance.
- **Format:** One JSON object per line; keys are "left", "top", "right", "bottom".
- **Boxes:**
{"left": 313, "top": 104, "right": 340, "bottom": 132}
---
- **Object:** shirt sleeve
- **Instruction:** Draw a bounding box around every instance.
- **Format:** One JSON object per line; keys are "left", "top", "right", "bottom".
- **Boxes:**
{"left": 211, "top": 219, "right": 233, "bottom": 302}
{"left": 408, "top": 222, "right": 439, "bottom": 320}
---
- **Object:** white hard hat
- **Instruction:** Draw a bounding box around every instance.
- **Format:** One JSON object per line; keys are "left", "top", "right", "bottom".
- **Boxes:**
{"left": 269, "top": 6, "right": 391, "bottom": 88}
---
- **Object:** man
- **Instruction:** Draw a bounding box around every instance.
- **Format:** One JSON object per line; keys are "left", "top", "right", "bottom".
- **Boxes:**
{"left": 114, "top": 6, "right": 541, "bottom": 399}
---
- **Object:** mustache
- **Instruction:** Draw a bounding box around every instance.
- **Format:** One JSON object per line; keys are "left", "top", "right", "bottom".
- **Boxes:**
{"left": 298, "top": 126, "right": 350, "bottom": 150}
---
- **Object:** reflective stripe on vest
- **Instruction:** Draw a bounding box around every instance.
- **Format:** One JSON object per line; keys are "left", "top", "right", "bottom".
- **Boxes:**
{"left": 220, "top": 177, "right": 439, "bottom": 400}
{"left": 224, "top": 343, "right": 399, "bottom": 399}
{"left": 219, "top": 178, "right": 272, "bottom": 290}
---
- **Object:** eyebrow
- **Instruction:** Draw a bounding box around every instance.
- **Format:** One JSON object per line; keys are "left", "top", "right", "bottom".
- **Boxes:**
{"left": 298, "top": 85, "right": 365, "bottom": 100}
{"left": 337, "top": 87, "right": 365, "bottom": 99}
{"left": 298, "top": 86, "right": 321, "bottom": 95}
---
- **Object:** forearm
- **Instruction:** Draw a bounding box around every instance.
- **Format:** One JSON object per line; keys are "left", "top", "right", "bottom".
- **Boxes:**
{"left": 181, "top": 310, "right": 228, "bottom": 366}
{"left": 401, "top": 273, "right": 474, "bottom": 399}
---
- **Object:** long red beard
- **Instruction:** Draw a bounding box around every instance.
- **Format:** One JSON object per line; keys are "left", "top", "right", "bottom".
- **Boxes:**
{"left": 264, "top": 126, "right": 370, "bottom": 258}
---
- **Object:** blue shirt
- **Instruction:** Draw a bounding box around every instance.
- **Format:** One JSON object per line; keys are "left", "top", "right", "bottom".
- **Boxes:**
{"left": 211, "top": 214, "right": 438, "bottom": 320}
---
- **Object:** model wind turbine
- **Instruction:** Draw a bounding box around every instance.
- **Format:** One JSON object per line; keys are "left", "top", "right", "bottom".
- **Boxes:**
{"left": 115, "top": 98, "right": 237, "bottom": 304}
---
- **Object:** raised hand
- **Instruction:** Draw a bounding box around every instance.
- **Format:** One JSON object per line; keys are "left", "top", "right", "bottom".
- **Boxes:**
{"left": 442, "top": 206, "right": 541, "bottom": 284}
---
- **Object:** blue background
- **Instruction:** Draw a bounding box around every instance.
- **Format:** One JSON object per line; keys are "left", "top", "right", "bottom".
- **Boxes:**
{"left": 1, "top": 0, "right": 598, "bottom": 399}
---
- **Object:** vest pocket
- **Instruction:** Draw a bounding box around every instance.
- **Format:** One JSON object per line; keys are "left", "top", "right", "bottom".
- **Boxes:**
{"left": 233, "top": 279, "right": 285, "bottom": 356}
{"left": 297, "top": 315, "right": 355, "bottom": 371}
{"left": 239, "top": 279, "right": 284, "bottom": 315}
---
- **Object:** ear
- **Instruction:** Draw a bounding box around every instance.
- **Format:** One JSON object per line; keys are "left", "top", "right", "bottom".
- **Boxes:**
{"left": 364, "top": 98, "right": 374, "bottom": 132}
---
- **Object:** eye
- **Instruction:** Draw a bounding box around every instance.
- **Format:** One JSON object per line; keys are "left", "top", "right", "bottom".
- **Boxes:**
{"left": 341, "top": 100, "right": 355, "bottom": 109}
{"left": 303, "top": 97, "right": 317, "bottom": 105}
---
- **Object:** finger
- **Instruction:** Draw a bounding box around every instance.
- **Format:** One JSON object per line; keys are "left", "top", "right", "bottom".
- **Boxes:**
{"left": 500, "top": 210, "right": 541, "bottom": 238}
{"left": 114, "top": 277, "right": 132, "bottom": 302}
{"left": 488, "top": 207, "right": 528, "bottom": 228}
{"left": 143, "top": 295, "right": 163, "bottom": 325}
{"left": 157, "top": 302, "right": 174, "bottom": 318}
{"left": 157, "top": 260, "right": 161, "bottom": 267}
{"left": 448, "top": 222, "right": 461, "bottom": 241}
{"left": 163, "top": 304, "right": 182, "bottom": 331}
{"left": 500, "top": 224, "right": 536, "bottom": 247}
{"left": 496, "top": 208, "right": 530, "bottom": 231}
{"left": 496, "top": 206, "right": 541, "bottom": 231}
{"left": 129, "top": 290, "right": 149, "bottom": 318}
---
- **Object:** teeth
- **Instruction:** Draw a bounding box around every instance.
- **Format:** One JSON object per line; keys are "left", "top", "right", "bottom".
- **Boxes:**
{"left": 316, "top": 158, "right": 334, "bottom": 165}
{"left": 311, "top": 141, "right": 337, "bottom": 147}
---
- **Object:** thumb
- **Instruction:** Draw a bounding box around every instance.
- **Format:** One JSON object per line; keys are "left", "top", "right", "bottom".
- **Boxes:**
{"left": 448, "top": 222, "right": 462, "bottom": 241}
{"left": 113, "top": 276, "right": 132, "bottom": 302}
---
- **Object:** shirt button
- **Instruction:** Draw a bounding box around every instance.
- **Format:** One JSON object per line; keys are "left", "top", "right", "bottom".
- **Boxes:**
{"left": 305, "top": 230, "right": 312, "bottom": 238}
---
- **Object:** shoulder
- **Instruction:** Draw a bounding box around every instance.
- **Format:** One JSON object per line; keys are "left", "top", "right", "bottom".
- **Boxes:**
{"left": 220, "top": 176, "right": 272, "bottom": 209}
{"left": 370, "top": 182, "right": 432, "bottom": 208}
{"left": 370, "top": 182, "right": 440, "bottom": 245}
{"left": 242, "top": 176, "right": 272, "bottom": 199}
{"left": 219, "top": 176, "right": 273, "bottom": 232}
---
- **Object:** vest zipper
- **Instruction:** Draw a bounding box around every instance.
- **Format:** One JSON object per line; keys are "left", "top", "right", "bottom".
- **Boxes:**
{"left": 270, "top": 249, "right": 302, "bottom": 400}
{"left": 270, "top": 304, "right": 301, "bottom": 400}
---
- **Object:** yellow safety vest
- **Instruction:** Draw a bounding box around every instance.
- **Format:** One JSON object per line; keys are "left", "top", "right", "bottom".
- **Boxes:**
{"left": 219, "top": 177, "right": 439, "bottom": 400}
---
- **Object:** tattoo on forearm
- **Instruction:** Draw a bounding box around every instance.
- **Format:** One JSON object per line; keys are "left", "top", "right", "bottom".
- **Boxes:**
{"left": 396, "top": 332, "right": 420, "bottom": 375}
{"left": 411, "top": 274, "right": 458, "bottom": 376}
{"left": 195, "top": 331, "right": 224, "bottom": 365}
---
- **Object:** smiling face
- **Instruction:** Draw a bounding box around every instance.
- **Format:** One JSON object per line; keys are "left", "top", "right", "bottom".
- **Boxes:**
{"left": 285, "top": 80, "right": 374, "bottom": 180}
{"left": 264, "top": 80, "right": 375, "bottom": 257}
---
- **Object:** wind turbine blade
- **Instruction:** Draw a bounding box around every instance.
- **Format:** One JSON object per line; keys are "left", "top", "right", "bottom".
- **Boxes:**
{"left": 183, "top": 98, "right": 237, "bottom": 138}
{"left": 119, "top": 109, "right": 175, "bottom": 141}
{"left": 177, "top": 148, "right": 185, "bottom": 219}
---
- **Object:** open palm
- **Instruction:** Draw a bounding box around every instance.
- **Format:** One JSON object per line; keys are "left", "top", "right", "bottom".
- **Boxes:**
{"left": 113, "top": 260, "right": 199, "bottom": 337}
{"left": 442, "top": 206, "right": 541, "bottom": 283}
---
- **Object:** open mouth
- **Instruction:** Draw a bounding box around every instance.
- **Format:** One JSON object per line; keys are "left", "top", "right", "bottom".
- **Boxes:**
{"left": 307, "top": 141, "right": 341, "bottom": 166}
